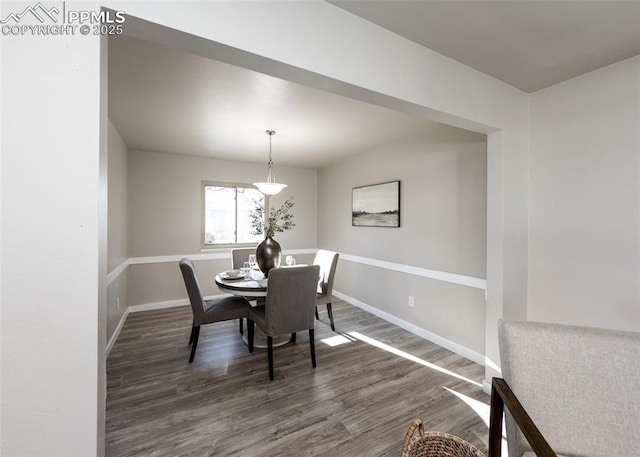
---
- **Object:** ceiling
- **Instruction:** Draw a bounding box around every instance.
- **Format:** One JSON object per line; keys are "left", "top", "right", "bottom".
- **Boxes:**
{"left": 108, "top": 1, "right": 640, "bottom": 168}
{"left": 332, "top": 0, "right": 640, "bottom": 93}
{"left": 109, "top": 35, "right": 481, "bottom": 169}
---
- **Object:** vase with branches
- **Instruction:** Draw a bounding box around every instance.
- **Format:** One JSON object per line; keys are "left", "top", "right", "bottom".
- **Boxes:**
{"left": 249, "top": 198, "right": 295, "bottom": 276}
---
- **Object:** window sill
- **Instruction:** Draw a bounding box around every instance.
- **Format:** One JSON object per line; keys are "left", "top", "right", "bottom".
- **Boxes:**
{"left": 200, "top": 243, "right": 257, "bottom": 253}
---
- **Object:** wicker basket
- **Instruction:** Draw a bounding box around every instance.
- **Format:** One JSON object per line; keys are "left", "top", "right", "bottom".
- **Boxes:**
{"left": 402, "top": 419, "right": 486, "bottom": 457}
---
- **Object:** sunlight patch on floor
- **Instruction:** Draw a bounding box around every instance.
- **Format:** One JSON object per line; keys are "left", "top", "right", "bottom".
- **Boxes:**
{"left": 445, "top": 387, "right": 508, "bottom": 456}
{"left": 348, "top": 331, "right": 482, "bottom": 387}
{"left": 320, "top": 334, "right": 355, "bottom": 347}
{"left": 445, "top": 387, "right": 491, "bottom": 427}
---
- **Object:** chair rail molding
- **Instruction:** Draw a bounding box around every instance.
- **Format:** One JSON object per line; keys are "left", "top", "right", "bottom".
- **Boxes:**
{"left": 105, "top": 249, "right": 318, "bottom": 286}
{"left": 339, "top": 253, "right": 486, "bottom": 290}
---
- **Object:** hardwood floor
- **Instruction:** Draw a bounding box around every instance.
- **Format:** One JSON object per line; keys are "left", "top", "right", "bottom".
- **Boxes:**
{"left": 106, "top": 300, "right": 489, "bottom": 456}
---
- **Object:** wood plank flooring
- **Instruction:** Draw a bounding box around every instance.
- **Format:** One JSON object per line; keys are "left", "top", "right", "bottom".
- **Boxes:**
{"left": 106, "top": 300, "right": 489, "bottom": 456}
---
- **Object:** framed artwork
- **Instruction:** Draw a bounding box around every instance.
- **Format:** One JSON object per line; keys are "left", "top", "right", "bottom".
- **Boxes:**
{"left": 352, "top": 181, "right": 400, "bottom": 227}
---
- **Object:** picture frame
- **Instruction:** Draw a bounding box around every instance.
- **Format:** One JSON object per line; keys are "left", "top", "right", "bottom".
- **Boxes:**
{"left": 352, "top": 181, "right": 400, "bottom": 227}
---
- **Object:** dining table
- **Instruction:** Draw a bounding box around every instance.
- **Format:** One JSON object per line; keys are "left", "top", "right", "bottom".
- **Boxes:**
{"left": 214, "top": 269, "right": 268, "bottom": 297}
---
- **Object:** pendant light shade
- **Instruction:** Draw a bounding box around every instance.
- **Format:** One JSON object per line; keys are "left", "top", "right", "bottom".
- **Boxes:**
{"left": 254, "top": 130, "right": 287, "bottom": 195}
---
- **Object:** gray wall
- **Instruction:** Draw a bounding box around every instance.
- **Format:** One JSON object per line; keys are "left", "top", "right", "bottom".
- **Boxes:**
{"left": 126, "top": 149, "right": 318, "bottom": 307}
{"left": 528, "top": 56, "right": 640, "bottom": 331}
{"left": 318, "top": 125, "right": 488, "bottom": 355}
{"left": 107, "top": 120, "right": 129, "bottom": 340}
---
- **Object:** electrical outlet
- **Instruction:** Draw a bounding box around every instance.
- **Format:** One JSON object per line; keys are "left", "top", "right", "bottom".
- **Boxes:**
{"left": 116, "top": 297, "right": 121, "bottom": 310}
{"left": 408, "top": 296, "right": 415, "bottom": 308}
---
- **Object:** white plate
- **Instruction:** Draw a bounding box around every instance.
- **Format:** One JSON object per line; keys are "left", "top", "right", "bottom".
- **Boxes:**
{"left": 224, "top": 270, "right": 243, "bottom": 279}
{"left": 222, "top": 274, "right": 244, "bottom": 281}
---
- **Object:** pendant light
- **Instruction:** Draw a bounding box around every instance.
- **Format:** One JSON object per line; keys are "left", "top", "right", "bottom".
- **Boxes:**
{"left": 254, "top": 129, "right": 287, "bottom": 195}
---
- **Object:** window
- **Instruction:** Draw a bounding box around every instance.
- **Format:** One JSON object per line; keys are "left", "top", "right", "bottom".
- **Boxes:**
{"left": 202, "top": 182, "right": 264, "bottom": 246}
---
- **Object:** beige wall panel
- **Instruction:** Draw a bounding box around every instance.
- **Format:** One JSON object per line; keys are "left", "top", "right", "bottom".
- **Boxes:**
{"left": 107, "top": 120, "right": 129, "bottom": 271}
{"left": 319, "top": 135, "right": 487, "bottom": 276}
{"left": 107, "top": 120, "right": 129, "bottom": 342}
{"left": 335, "top": 260, "right": 486, "bottom": 354}
{"left": 107, "top": 273, "right": 128, "bottom": 338}
{"left": 128, "top": 260, "right": 224, "bottom": 307}
{"left": 128, "top": 149, "right": 317, "bottom": 257}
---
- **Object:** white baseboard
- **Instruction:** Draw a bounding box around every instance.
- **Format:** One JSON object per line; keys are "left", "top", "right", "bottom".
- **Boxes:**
{"left": 127, "top": 294, "right": 229, "bottom": 314}
{"left": 128, "top": 298, "right": 189, "bottom": 313}
{"left": 333, "top": 290, "right": 485, "bottom": 366}
{"left": 106, "top": 307, "right": 130, "bottom": 356}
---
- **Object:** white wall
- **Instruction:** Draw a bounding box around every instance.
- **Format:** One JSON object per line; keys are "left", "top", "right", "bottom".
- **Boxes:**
{"left": 125, "top": 149, "right": 318, "bottom": 307}
{"left": 318, "top": 126, "right": 488, "bottom": 355}
{"left": 528, "top": 56, "right": 640, "bottom": 332}
{"left": 0, "top": 4, "right": 104, "bottom": 455}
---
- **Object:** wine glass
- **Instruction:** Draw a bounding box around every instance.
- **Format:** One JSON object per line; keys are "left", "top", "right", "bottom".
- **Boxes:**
{"left": 286, "top": 255, "right": 294, "bottom": 267}
{"left": 243, "top": 261, "right": 251, "bottom": 278}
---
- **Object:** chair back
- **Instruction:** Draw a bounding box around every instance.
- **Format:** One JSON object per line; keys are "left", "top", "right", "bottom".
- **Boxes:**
{"left": 313, "top": 249, "right": 339, "bottom": 296}
{"left": 179, "top": 258, "right": 206, "bottom": 322}
{"left": 264, "top": 265, "right": 320, "bottom": 335}
{"left": 499, "top": 319, "right": 640, "bottom": 457}
{"left": 231, "top": 248, "right": 256, "bottom": 269}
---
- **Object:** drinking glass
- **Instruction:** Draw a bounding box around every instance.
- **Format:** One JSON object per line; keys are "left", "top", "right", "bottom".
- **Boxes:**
{"left": 248, "top": 254, "right": 256, "bottom": 268}
{"left": 286, "top": 255, "right": 294, "bottom": 266}
{"left": 243, "top": 261, "right": 251, "bottom": 278}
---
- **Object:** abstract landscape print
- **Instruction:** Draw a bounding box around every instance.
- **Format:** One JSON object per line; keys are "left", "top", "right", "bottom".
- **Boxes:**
{"left": 352, "top": 181, "right": 400, "bottom": 227}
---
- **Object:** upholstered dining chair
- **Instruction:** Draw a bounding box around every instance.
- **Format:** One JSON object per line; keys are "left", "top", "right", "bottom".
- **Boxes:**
{"left": 497, "top": 319, "right": 640, "bottom": 457}
{"left": 248, "top": 265, "right": 321, "bottom": 381}
{"left": 179, "top": 258, "right": 254, "bottom": 363}
{"left": 313, "top": 249, "right": 339, "bottom": 331}
{"left": 231, "top": 247, "right": 257, "bottom": 334}
{"left": 231, "top": 247, "right": 255, "bottom": 270}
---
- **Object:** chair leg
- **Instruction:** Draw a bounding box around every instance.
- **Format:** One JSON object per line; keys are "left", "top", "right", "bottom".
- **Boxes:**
{"left": 327, "top": 303, "right": 335, "bottom": 331}
{"left": 315, "top": 306, "right": 319, "bottom": 320}
{"left": 268, "top": 336, "right": 274, "bottom": 381}
{"left": 188, "top": 326, "right": 201, "bottom": 363}
{"left": 247, "top": 320, "right": 254, "bottom": 353}
{"left": 290, "top": 332, "right": 296, "bottom": 343}
{"left": 188, "top": 321, "right": 196, "bottom": 345}
{"left": 239, "top": 318, "right": 243, "bottom": 335}
{"left": 309, "top": 328, "right": 316, "bottom": 368}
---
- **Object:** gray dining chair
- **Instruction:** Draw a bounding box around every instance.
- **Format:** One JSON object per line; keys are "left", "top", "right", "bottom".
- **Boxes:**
{"left": 231, "top": 247, "right": 255, "bottom": 270}
{"left": 231, "top": 248, "right": 257, "bottom": 334}
{"left": 313, "top": 249, "right": 339, "bottom": 331}
{"left": 248, "top": 265, "right": 321, "bottom": 381}
{"left": 179, "top": 258, "right": 254, "bottom": 363}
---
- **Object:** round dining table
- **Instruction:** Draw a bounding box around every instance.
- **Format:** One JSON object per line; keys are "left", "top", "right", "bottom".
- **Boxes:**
{"left": 214, "top": 270, "right": 267, "bottom": 297}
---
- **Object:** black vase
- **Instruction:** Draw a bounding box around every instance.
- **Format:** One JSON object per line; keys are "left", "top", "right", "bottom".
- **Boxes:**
{"left": 256, "top": 236, "right": 282, "bottom": 277}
